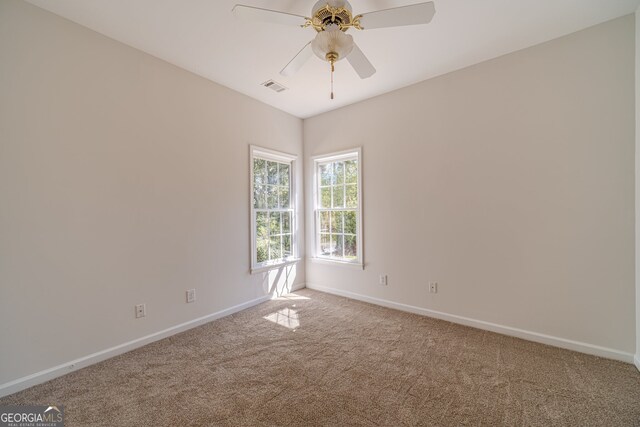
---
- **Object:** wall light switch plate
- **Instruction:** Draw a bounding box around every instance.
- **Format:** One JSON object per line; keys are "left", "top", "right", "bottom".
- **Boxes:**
{"left": 186, "top": 289, "right": 196, "bottom": 303}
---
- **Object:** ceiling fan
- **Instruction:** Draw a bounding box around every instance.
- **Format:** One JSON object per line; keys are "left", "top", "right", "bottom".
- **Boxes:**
{"left": 232, "top": 0, "right": 436, "bottom": 99}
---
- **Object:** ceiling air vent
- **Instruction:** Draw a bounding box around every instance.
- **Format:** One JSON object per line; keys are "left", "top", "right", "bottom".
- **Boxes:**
{"left": 261, "top": 79, "right": 287, "bottom": 93}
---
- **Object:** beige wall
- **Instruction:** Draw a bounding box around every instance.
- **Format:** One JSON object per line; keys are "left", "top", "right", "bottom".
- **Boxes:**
{"left": 305, "top": 15, "right": 636, "bottom": 356}
{"left": 0, "top": 0, "right": 304, "bottom": 387}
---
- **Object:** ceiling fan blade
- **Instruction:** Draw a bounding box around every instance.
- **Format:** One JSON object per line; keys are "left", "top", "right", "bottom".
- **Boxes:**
{"left": 232, "top": 4, "right": 308, "bottom": 27}
{"left": 358, "top": 2, "right": 435, "bottom": 30}
{"left": 346, "top": 43, "right": 376, "bottom": 79}
{"left": 280, "top": 41, "right": 313, "bottom": 77}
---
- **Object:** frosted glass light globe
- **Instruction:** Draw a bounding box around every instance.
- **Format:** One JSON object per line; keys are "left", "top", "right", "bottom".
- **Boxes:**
{"left": 311, "top": 24, "right": 354, "bottom": 62}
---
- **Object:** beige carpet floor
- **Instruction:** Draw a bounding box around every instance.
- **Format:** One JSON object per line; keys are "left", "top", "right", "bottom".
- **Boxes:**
{"left": 1, "top": 289, "right": 639, "bottom": 426}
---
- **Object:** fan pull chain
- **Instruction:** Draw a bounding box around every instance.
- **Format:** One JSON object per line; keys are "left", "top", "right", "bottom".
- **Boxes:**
{"left": 330, "top": 61, "right": 335, "bottom": 100}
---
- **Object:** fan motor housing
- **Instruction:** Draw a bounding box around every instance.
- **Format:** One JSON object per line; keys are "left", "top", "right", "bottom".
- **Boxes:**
{"left": 311, "top": 0, "right": 355, "bottom": 32}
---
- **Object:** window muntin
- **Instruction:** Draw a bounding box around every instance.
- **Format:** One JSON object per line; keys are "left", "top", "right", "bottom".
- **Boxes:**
{"left": 314, "top": 150, "right": 362, "bottom": 265}
{"left": 251, "top": 147, "right": 296, "bottom": 271}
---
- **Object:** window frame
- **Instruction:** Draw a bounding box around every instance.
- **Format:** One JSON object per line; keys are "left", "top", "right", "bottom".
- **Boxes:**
{"left": 250, "top": 145, "right": 298, "bottom": 273}
{"left": 312, "top": 147, "right": 363, "bottom": 268}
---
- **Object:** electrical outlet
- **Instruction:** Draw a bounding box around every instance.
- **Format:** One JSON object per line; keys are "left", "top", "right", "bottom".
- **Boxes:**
{"left": 135, "top": 303, "right": 146, "bottom": 318}
{"left": 379, "top": 274, "right": 388, "bottom": 286}
{"left": 429, "top": 282, "right": 438, "bottom": 293}
{"left": 186, "top": 289, "right": 196, "bottom": 303}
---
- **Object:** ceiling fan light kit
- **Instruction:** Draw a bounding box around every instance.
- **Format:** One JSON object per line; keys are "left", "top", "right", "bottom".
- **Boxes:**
{"left": 233, "top": 1, "right": 436, "bottom": 99}
{"left": 311, "top": 24, "right": 354, "bottom": 63}
{"left": 311, "top": 23, "right": 354, "bottom": 99}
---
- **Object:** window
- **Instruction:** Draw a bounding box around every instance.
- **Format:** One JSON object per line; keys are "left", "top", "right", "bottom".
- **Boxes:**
{"left": 250, "top": 146, "right": 297, "bottom": 272}
{"left": 313, "top": 148, "right": 362, "bottom": 266}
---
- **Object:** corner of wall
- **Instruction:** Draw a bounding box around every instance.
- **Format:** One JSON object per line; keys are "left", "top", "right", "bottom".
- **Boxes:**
{"left": 635, "top": 6, "right": 640, "bottom": 368}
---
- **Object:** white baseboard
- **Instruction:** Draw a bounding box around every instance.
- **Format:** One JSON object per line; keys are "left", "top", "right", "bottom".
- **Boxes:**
{"left": 635, "top": 355, "right": 640, "bottom": 372}
{"left": 0, "top": 294, "right": 273, "bottom": 398}
{"left": 306, "top": 283, "right": 635, "bottom": 364}
{"left": 289, "top": 282, "right": 306, "bottom": 292}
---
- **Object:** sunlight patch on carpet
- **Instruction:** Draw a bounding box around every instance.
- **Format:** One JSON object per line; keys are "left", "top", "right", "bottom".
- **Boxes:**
{"left": 272, "top": 292, "right": 310, "bottom": 301}
{"left": 264, "top": 307, "right": 300, "bottom": 330}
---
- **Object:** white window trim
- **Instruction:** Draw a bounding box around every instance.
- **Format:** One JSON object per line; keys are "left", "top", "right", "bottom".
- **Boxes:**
{"left": 250, "top": 145, "right": 299, "bottom": 274}
{"left": 310, "top": 256, "right": 364, "bottom": 269}
{"left": 311, "top": 147, "right": 364, "bottom": 269}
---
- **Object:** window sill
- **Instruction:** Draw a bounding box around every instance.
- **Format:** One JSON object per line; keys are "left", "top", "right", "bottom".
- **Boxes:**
{"left": 251, "top": 258, "right": 301, "bottom": 275}
{"left": 310, "top": 257, "right": 364, "bottom": 270}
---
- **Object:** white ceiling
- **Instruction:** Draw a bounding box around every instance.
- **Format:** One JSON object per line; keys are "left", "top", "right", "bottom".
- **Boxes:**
{"left": 25, "top": 0, "right": 640, "bottom": 118}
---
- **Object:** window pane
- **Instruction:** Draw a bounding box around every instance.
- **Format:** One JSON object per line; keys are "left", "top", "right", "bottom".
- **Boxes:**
{"left": 320, "top": 234, "right": 332, "bottom": 256}
{"left": 331, "top": 211, "right": 343, "bottom": 233}
{"left": 346, "top": 184, "right": 357, "bottom": 208}
{"left": 256, "top": 212, "right": 268, "bottom": 239}
{"left": 345, "top": 160, "right": 357, "bottom": 184}
{"left": 254, "top": 184, "right": 266, "bottom": 209}
{"left": 267, "top": 161, "right": 278, "bottom": 185}
{"left": 270, "top": 236, "right": 282, "bottom": 260}
{"left": 267, "top": 185, "right": 278, "bottom": 209}
{"left": 257, "top": 238, "right": 268, "bottom": 263}
{"left": 335, "top": 161, "right": 345, "bottom": 185}
{"left": 320, "top": 163, "right": 333, "bottom": 186}
{"left": 345, "top": 235, "right": 357, "bottom": 259}
{"left": 319, "top": 211, "right": 330, "bottom": 233}
{"left": 279, "top": 186, "right": 290, "bottom": 208}
{"left": 267, "top": 161, "right": 279, "bottom": 185}
{"left": 333, "top": 234, "right": 344, "bottom": 258}
{"left": 270, "top": 212, "right": 281, "bottom": 235}
{"left": 282, "top": 212, "right": 291, "bottom": 233}
{"left": 254, "top": 158, "right": 266, "bottom": 185}
{"left": 320, "top": 187, "right": 331, "bottom": 208}
{"left": 344, "top": 211, "right": 356, "bottom": 235}
{"left": 279, "top": 163, "right": 290, "bottom": 186}
{"left": 283, "top": 234, "right": 291, "bottom": 257}
{"left": 332, "top": 185, "right": 344, "bottom": 208}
